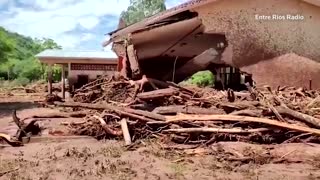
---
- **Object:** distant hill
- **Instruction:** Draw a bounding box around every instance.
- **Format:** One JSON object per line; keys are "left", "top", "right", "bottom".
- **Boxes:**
{"left": 0, "top": 26, "right": 61, "bottom": 84}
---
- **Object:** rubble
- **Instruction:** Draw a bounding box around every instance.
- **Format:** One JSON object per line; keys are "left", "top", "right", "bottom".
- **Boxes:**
{"left": 51, "top": 75, "right": 320, "bottom": 146}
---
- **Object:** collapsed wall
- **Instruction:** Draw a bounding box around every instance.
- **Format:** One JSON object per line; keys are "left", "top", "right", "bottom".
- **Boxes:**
{"left": 108, "top": 0, "right": 320, "bottom": 89}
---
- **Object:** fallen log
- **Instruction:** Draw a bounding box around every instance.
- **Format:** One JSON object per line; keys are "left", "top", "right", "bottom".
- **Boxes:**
{"left": 275, "top": 106, "right": 320, "bottom": 128}
{"left": 274, "top": 96, "right": 320, "bottom": 128}
{"left": 54, "top": 102, "right": 165, "bottom": 122}
{"left": 22, "top": 112, "right": 87, "bottom": 120}
{"left": 163, "top": 127, "right": 270, "bottom": 134}
{"left": 137, "top": 88, "right": 178, "bottom": 100}
{"left": 165, "top": 114, "right": 320, "bottom": 136}
{"left": 153, "top": 105, "right": 224, "bottom": 115}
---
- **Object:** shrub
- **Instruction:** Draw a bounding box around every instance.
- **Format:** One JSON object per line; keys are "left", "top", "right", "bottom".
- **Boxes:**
{"left": 13, "top": 77, "right": 30, "bottom": 86}
{"left": 180, "top": 70, "right": 215, "bottom": 87}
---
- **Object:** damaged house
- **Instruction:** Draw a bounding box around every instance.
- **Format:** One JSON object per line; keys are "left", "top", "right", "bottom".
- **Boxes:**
{"left": 104, "top": 0, "right": 320, "bottom": 89}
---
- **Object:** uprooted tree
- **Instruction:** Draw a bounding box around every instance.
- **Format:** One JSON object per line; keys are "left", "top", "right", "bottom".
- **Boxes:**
{"left": 120, "top": 0, "right": 166, "bottom": 26}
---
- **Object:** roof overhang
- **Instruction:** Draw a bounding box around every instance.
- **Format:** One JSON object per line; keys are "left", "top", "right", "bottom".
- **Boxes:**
{"left": 38, "top": 57, "right": 118, "bottom": 65}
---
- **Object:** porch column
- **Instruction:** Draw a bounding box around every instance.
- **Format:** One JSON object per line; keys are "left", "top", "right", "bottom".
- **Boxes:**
{"left": 48, "top": 64, "right": 53, "bottom": 94}
{"left": 61, "top": 64, "right": 66, "bottom": 99}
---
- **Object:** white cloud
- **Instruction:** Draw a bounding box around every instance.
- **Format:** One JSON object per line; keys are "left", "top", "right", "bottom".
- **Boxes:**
{"left": 54, "top": 34, "right": 79, "bottom": 49}
{"left": 0, "top": 0, "right": 187, "bottom": 50}
{"left": 78, "top": 16, "right": 100, "bottom": 30}
{"left": 103, "top": 45, "right": 117, "bottom": 58}
{"left": 0, "top": 0, "right": 9, "bottom": 6}
{"left": 0, "top": 0, "right": 130, "bottom": 49}
{"left": 80, "top": 33, "right": 95, "bottom": 41}
{"left": 165, "top": 0, "right": 188, "bottom": 8}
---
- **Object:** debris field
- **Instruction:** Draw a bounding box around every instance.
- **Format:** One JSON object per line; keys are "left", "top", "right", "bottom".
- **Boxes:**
{"left": 42, "top": 74, "right": 320, "bottom": 147}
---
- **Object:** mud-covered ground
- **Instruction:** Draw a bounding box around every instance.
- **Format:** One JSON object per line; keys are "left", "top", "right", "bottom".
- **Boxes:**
{"left": 1, "top": 95, "right": 320, "bottom": 180}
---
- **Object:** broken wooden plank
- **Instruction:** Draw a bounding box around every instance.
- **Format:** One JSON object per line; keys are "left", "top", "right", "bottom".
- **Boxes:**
{"left": 153, "top": 105, "right": 225, "bottom": 115}
{"left": 165, "top": 114, "right": 320, "bottom": 136}
{"left": 127, "top": 44, "right": 141, "bottom": 78}
{"left": 163, "top": 127, "right": 269, "bottom": 134}
{"left": 230, "top": 109, "right": 263, "bottom": 117}
{"left": 120, "top": 119, "right": 132, "bottom": 145}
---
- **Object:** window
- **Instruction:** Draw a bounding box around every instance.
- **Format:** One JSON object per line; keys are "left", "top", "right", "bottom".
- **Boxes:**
{"left": 71, "top": 64, "right": 117, "bottom": 71}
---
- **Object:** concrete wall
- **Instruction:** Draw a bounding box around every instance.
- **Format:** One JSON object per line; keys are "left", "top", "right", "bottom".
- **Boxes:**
{"left": 68, "top": 70, "right": 114, "bottom": 85}
{"left": 195, "top": 0, "right": 320, "bottom": 88}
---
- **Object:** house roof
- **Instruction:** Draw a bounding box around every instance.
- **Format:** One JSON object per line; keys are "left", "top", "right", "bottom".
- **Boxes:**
{"left": 36, "top": 50, "right": 117, "bottom": 64}
{"left": 106, "top": 0, "right": 320, "bottom": 44}
{"left": 36, "top": 50, "right": 116, "bottom": 60}
{"left": 107, "top": 0, "right": 214, "bottom": 38}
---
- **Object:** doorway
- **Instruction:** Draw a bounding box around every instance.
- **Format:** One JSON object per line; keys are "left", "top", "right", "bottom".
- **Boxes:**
{"left": 76, "top": 75, "right": 89, "bottom": 89}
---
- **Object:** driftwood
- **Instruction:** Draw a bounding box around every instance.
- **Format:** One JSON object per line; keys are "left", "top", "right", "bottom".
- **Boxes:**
{"left": 93, "top": 115, "right": 122, "bottom": 136}
{"left": 230, "top": 109, "right": 263, "bottom": 117}
{"left": 137, "top": 88, "right": 178, "bottom": 100}
{"left": 218, "top": 101, "right": 260, "bottom": 113}
{"left": 163, "top": 127, "right": 270, "bottom": 134}
{"left": 22, "top": 112, "right": 87, "bottom": 120}
{"left": 166, "top": 114, "right": 320, "bottom": 136}
{"left": 0, "top": 133, "right": 23, "bottom": 147}
{"left": 153, "top": 105, "right": 224, "bottom": 115}
{"left": 47, "top": 74, "right": 320, "bottom": 145}
{"left": 276, "top": 106, "right": 320, "bottom": 128}
{"left": 273, "top": 96, "right": 320, "bottom": 128}
{"left": 54, "top": 102, "right": 165, "bottom": 122}
{"left": 120, "top": 119, "right": 132, "bottom": 145}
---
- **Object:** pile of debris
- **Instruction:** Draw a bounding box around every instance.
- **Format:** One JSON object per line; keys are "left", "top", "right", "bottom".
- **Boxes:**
{"left": 54, "top": 75, "right": 320, "bottom": 145}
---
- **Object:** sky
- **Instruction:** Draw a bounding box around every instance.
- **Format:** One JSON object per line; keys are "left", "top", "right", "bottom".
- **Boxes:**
{"left": 0, "top": 0, "right": 188, "bottom": 57}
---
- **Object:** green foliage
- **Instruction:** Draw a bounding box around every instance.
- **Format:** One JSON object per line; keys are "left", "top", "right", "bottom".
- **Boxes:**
{"left": 12, "top": 77, "right": 30, "bottom": 86}
{"left": 0, "top": 27, "right": 15, "bottom": 64}
{"left": 0, "top": 26, "right": 62, "bottom": 84}
{"left": 121, "top": 0, "right": 166, "bottom": 25}
{"left": 180, "top": 70, "right": 215, "bottom": 87}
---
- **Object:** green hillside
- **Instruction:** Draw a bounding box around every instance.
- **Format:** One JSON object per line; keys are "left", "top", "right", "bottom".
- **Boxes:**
{"left": 0, "top": 27, "right": 61, "bottom": 86}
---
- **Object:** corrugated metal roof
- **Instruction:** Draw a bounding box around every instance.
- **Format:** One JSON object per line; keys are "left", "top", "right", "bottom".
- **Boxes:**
{"left": 36, "top": 50, "right": 115, "bottom": 60}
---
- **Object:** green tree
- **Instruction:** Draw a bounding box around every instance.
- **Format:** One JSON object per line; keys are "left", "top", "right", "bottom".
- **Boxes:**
{"left": 0, "top": 26, "right": 62, "bottom": 83}
{"left": 121, "top": 0, "right": 166, "bottom": 25}
{"left": 0, "top": 28, "right": 15, "bottom": 64}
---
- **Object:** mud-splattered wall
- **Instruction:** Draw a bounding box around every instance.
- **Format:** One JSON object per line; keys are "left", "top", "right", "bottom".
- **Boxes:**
{"left": 195, "top": 0, "right": 320, "bottom": 89}
{"left": 195, "top": 0, "right": 320, "bottom": 66}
